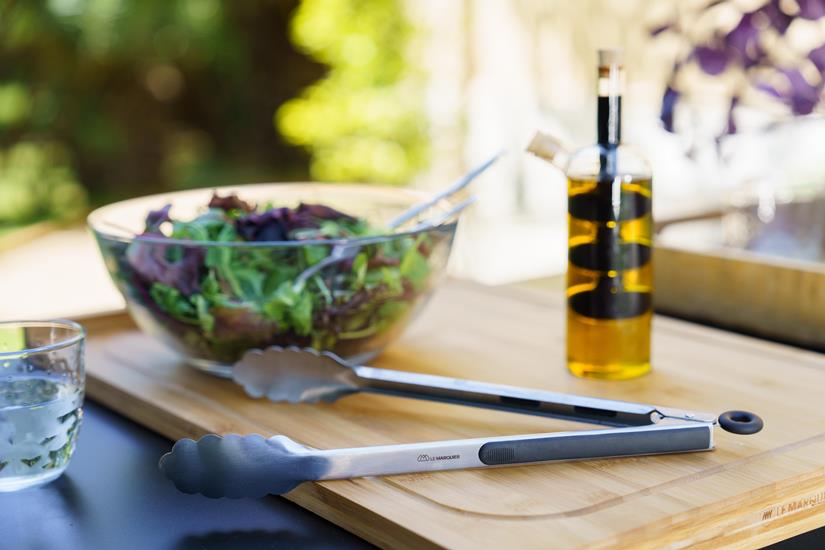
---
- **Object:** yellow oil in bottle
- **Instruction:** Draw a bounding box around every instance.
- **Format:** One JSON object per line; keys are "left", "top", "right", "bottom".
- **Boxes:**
{"left": 566, "top": 175, "right": 653, "bottom": 380}
{"left": 563, "top": 49, "right": 653, "bottom": 380}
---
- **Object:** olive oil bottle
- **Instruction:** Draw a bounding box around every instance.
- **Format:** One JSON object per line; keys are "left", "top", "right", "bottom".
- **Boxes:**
{"left": 563, "top": 50, "right": 653, "bottom": 379}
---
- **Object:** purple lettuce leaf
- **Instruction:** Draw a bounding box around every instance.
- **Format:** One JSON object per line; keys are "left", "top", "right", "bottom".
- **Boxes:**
{"left": 127, "top": 241, "right": 205, "bottom": 296}
{"left": 211, "top": 306, "right": 277, "bottom": 340}
{"left": 208, "top": 192, "right": 255, "bottom": 213}
{"left": 234, "top": 203, "right": 358, "bottom": 242}
{"left": 145, "top": 204, "right": 172, "bottom": 234}
{"left": 294, "top": 203, "right": 357, "bottom": 223}
{"left": 235, "top": 208, "right": 292, "bottom": 241}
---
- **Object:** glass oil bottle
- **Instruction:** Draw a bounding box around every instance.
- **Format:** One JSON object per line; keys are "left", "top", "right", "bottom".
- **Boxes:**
{"left": 529, "top": 50, "right": 653, "bottom": 380}
{"left": 566, "top": 50, "right": 652, "bottom": 379}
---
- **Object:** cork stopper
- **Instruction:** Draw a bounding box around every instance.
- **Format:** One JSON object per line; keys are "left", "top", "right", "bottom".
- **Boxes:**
{"left": 598, "top": 49, "right": 623, "bottom": 68}
{"left": 526, "top": 131, "right": 569, "bottom": 169}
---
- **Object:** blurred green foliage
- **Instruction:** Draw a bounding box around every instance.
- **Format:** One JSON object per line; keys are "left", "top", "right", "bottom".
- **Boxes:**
{"left": 0, "top": 0, "right": 426, "bottom": 231}
{"left": 0, "top": 141, "right": 87, "bottom": 226}
{"left": 277, "top": 0, "right": 428, "bottom": 184}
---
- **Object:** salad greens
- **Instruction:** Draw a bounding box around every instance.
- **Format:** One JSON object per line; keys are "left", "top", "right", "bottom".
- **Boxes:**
{"left": 119, "top": 192, "right": 440, "bottom": 364}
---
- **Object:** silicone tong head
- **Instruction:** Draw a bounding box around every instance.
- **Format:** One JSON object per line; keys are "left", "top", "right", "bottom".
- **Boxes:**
{"left": 718, "top": 410, "right": 763, "bottom": 435}
{"left": 158, "top": 433, "right": 327, "bottom": 498}
{"left": 233, "top": 346, "right": 359, "bottom": 404}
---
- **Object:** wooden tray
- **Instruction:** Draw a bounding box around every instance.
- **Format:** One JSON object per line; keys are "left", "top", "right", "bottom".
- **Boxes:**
{"left": 83, "top": 280, "right": 825, "bottom": 549}
{"left": 655, "top": 208, "right": 825, "bottom": 350}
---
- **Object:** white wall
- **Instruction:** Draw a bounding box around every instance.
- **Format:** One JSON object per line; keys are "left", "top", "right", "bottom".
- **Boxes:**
{"left": 408, "top": 0, "right": 825, "bottom": 284}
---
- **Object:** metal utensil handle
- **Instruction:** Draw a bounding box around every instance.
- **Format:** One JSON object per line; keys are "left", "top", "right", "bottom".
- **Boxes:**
{"left": 353, "top": 365, "right": 660, "bottom": 427}
{"left": 388, "top": 151, "right": 503, "bottom": 229}
{"left": 315, "top": 423, "right": 713, "bottom": 480}
{"left": 407, "top": 196, "right": 477, "bottom": 232}
{"left": 295, "top": 196, "right": 477, "bottom": 287}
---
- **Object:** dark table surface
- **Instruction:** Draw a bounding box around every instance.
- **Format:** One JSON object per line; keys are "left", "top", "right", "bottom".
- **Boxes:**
{"left": 0, "top": 400, "right": 372, "bottom": 550}
{"left": 0, "top": 400, "right": 821, "bottom": 550}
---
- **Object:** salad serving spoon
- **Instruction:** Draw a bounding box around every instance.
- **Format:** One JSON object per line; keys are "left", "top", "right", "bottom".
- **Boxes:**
{"left": 293, "top": 151, "right": 502, "bottom": 287}
{"left": 293, "top": 195, "right": 477, "bottom": 288}
{"left": 386, "top": 150, "right": 503, "bottom": 229}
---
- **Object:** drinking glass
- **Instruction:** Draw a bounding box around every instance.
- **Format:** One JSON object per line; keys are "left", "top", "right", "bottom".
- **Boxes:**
{"left": 0, "top": 320, "right": 85, "bottom": 492}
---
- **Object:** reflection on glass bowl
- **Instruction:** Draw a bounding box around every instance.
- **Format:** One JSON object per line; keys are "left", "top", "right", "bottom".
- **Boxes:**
{"left": 88, "top": 183, "right": 459, "bottom": 377}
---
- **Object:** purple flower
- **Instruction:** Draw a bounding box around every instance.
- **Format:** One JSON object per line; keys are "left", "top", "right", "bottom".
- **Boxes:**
{"left": 727, "top": 96, "right": 739, "bottom": 134}
{"left": 650, "top": 23, "right": 672, "bottom": 37}
{"left": 725, "top": 12, "right": 765, "bottom": 67}
{"left": 798, "top": 0, "right": 825, "bottom": 20}
{"left": 694, "top": 46, "right": 730, "bottom": 75}
{"left": 762, "top": 1, "right": 793, "bottom": 34}
{"left": 809, "top": 43, "right": 825, "bottom": 72}
{"left": 758, "top": 68, "right": 821, "bottom": 115}
{"left": 656, "top": 0, "right": 825, "bottom": 140}
{"left": 660, "top": 85, "right": 679, "bottom": 132}
{"left": 785, "top": 70, "right": 820, "bottom": 114}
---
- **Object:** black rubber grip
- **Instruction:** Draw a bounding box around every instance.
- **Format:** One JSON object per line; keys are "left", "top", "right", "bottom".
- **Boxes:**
{"left": 478, "top": 426, "right": 711, "bottom": 465}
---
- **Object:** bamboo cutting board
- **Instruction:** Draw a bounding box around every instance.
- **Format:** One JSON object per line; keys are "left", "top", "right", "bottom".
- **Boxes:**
{"left": 82, "top": 280, "right": 825, "bottom": 549}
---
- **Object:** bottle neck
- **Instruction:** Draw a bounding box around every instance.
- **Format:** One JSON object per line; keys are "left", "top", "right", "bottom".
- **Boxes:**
{"left": 597, "top": 95, "right": 621, "bottom": 146}
{"left": 597, "top": 64, "right": 623, "bottom": 147}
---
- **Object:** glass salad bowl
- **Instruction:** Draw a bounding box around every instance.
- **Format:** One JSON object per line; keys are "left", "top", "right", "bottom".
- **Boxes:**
{"left": 88, "top": 183, "right": 459, "bottom": 377}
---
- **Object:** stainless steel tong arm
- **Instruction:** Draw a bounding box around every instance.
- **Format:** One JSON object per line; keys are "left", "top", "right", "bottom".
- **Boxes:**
{"left": 351, "top": 365, "right": 718, "bottom": 428}
{"left": 314, "top": 422, "right": 714, "bottom": 480}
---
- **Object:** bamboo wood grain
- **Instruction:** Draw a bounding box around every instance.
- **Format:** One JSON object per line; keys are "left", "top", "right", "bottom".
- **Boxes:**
{"left": 83, "top": 280, "right": 825, "bottom": 549}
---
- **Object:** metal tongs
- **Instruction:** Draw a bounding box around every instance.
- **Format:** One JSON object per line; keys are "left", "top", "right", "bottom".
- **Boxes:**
{"left": 159, "top": 347, "right": 763, "bottom": 498}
